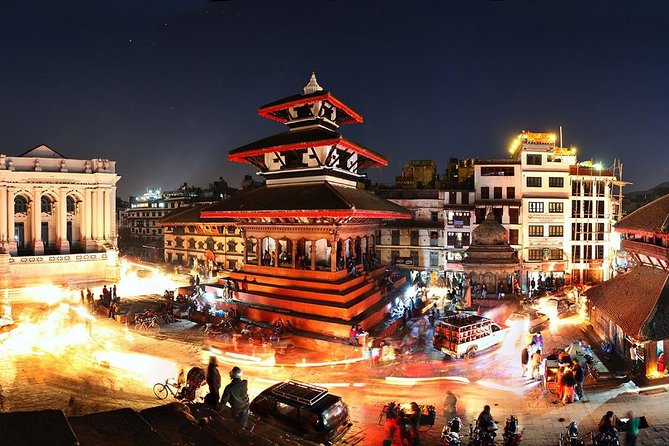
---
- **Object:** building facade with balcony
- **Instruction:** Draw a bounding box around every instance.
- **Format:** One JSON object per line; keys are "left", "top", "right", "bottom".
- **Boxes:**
{"left": 0, "top": 144, "right": 120, "bottom": 287}
{"left": 375, "top": 189, "right": 444, "bottom": 273}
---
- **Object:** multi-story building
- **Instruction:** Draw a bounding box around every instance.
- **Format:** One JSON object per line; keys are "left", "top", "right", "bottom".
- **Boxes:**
{"left": 569, "top": 162, "right": 621, "bottom": 283}
{"left": 444, "top": 188, "right": 476, "bottom": 276}
{"left": 0, "top": 144, "right": 120, "bottom": 287}
{"left": 375, "top": 189, "right": 444, "bottom": 274}
{"left": 395, "top": 160, "right": 437, "bottom": 189}
{"left": 510, "top": 131, "right": 576, "bottom": 290}
{"left": 159, "top": 203, "right": 244, "bottom": 271}
{"left": 124, "top": 188, "right": 171, "bottom": 258}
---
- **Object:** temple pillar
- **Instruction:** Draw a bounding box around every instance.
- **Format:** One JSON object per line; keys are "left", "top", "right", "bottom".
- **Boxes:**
{"left": 95, "top": 189, "right": 103, "bottom": 241}
{"left": 310, "top": 240, "right": 316, "bottom": 270}
{"left": 291, "top": 239, "right": 297, "bottom": 269}
{"left": 242, "top": 233, "right": 248, "bottom": 264}
{"left": 274, "top": 238, "right": 279, "bottom": 267}
{"left": 256, "top": 237, "right": 262, "bottom": 264}
{"left": 6, "top": 188, "right": 16, "bottom": 255}
{"left": 330, "top": 236, "right": 337, "bottom": 272}
{"left": 83, "top": 188, "right": 96, "bottom": 252}
{"left": 0, "top": 186, "right": 7, "bottom": 247}
{"left": 57, "top": 187, "right": 70, "bottom": 254}
{"left": 32, "top": 188, "right": 44, "bottom": 255}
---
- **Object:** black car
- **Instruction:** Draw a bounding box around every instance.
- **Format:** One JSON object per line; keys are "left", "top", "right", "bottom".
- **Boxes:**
{"left": 250, "top": 380, "right": 352, "bottom": 445}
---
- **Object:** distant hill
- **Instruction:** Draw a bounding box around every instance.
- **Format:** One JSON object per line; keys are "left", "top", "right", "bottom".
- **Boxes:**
{"left": 624, "top": 181, "right": 669, "bottom": 215}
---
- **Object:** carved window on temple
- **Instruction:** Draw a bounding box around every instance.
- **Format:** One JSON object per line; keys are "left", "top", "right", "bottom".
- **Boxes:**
{"left": 282, "top": 149, "right": 307, "bottom": 169}
{"left": 175, "top": 237, "right": 184, "bottom": 248}
{"left": 188, "top": 238, "right": 196, "bottom": 249}
{"left": 227, "top": 241, "right": 237, "bottom": 253}
{"left": 206, "top": 237, "right": 215, "bottom": 251}
{"left": 217, "top": 243, "right": 225, "bottom": 251}
{"left": 197, "top": 241, "right": 205, "bottom": 250}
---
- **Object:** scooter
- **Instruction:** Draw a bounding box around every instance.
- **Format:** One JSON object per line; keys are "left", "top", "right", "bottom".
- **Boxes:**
{"left": 558, "top": 421, "right": 585, "bottom": 446}
{"left": 592, "top": 429, "right": 620, "bottom": 446}
{"left": 469, "top": 421, "right": 497, "bottom": 446}
{"left": 441, "top": 417, "right": 462, "bottom": 446}
{"left": 502, "top": 415, "right": 523, "bottom": 446}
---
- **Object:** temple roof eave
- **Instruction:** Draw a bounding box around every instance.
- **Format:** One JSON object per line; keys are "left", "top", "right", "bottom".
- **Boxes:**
{"left": 228, "top": 130, "right": 387, "bottom": 168}
{"left": 258, "top": 91, "right": 363, "bottom": 125}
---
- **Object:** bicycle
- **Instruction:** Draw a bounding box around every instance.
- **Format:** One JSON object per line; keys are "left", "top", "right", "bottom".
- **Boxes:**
{"left": 135, "top": 316, "right": 161, "bottom": 333}
{"left": 153, "top": 378, "right": 181, "bottom": 400}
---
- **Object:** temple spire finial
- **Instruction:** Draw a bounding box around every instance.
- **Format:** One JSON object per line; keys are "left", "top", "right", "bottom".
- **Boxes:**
{"left": 303, "top": 72, "right": 323, "bottom": 95}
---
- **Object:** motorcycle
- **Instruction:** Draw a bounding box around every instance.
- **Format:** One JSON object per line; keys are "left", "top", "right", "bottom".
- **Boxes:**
{"left": 441, "top": 417, "right": 462, "bottom": 446}
{"left": 502, "top": 415, "right": 523, "bottom": 446}
{"left": 469, "top": 421, "right": 497, "bottom": 446}
{"left": 592, "top": 429, "right": 620, "bottom": 446}
{"left": 558, "top": 421, "right": 585, "bottom": 446}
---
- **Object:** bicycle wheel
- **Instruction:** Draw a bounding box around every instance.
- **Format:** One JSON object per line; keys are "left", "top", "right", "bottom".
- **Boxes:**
{"left": 148, "top": 322, "right": 161, "bottom": 333}
{"left": 153, "top": 383, "right": 169, "bottom": 399}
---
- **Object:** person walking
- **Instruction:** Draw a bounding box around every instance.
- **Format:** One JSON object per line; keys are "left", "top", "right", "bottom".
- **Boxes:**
{"left": 572, "top": 359, "right": 584, "bottom": 401}
{"left": 630, "top": 344, "right": 640, "bottom": 375}
{"left": 521, "top": 345, "right": 530, "bottom": 377}
{"left": 220, "top": 366, "right": 250, "bottom": 430}
{"left": 384, "top": 402, "right": 399, "bottom": 444}
{"left": 443, "top": 390, "right": 458, "bottom": 423}
{"left": 205, "top": 356, "right": 221, "bottom": 409}
{"left": 562, "top": 366, "right": 575, "bottom": 404}
{"left": 624, "top": 410, "right": 640, "bottom": 446}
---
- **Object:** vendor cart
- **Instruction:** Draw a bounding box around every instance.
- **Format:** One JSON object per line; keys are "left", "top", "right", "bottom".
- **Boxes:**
{"left": 543, "top": 358, "right": 560, "bottom": 394}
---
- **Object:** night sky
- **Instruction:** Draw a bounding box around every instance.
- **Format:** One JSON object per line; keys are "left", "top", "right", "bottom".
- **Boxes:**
{"left": 1, "top": 1, "right": 667, "bottom": 199}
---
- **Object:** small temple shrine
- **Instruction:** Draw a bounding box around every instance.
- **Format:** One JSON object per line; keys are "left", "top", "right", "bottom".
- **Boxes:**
{"left": 462, "top": 211, "right": 519, "bottom": 302}
{"left": 202, "top": 74, "right": 411, "bottom": 337}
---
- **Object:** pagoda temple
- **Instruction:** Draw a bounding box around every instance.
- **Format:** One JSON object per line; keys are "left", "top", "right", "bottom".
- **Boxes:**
{"left": 201, "top": 74, "right": 411, "bottom": 337}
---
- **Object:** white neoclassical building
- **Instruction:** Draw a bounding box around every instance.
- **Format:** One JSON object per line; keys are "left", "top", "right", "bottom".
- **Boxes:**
{"left": 0, "top": 144, "right": 120, "bottom": 287}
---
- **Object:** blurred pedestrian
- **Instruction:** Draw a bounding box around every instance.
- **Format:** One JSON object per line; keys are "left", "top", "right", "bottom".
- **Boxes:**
{"left": 624, "top": 410, "right": 640, "bottom": 446}
{"left": 384, "top": 402, "right": 398, "bottom": 444}
{"left": 443, "top": 390, "right": 458, "bottom": 422}
{"left": 205, "top": 356, "right": 221, "bottom": 409}
{"left": 521, "top": 345, "right": 530, "bottom": 377}
{"left": 572, "top": 359, "right": 584, "bottom": 401}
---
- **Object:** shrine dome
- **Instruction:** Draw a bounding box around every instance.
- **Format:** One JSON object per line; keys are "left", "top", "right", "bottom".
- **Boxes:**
{"left": 472, "top": 212, "right": 509, "bottom": 245}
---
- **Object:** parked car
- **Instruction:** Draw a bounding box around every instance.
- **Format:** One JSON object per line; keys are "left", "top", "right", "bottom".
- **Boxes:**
{"left": 506, "top": 309, "right": 550, "bottom": 333}
{"left": 250, "top": 380, "right": 352, "bottom": 445}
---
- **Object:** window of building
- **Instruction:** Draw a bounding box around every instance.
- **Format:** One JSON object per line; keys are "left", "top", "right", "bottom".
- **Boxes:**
{"left": 596, "top": 245, "right": 604, "bottom": 259}
{"left": 506, "top": 187, "right": 515, "bottom": 199}
{"left": 597, "top": 223, "right": 605, "bottom": 241}
{"left": 493, "top": 208, "right": 503, "bottom": 223}
{"left": 461, "top": 192, "right": 469, "bottom": 204}
{"left": 175, "top": 237, "right": 184, "bottom": 248}
{"left": 430, "top": 211, "right": 439, "bottom": 222}
{"left": 596, "top": 181, "right": 606, "bottom": 197}
{"left": 188, "top": 238, "right": 196, "bottom": 249}
{"left": 509, "top": 229, "right": 519, "bottom": 245}
{"left": 410, "top": 230, "right": 419, "bottom": 246}
{"left": 493, "top": 187, "right": 502, "bottom": 199}
{"left": 429, "top": 251, "right": 439, "bottom": 267}
{"left": 66, "top": 196, "right": 76, "bottom": 213}
{"left": 375, "top": 230, "right": 382, "bottom": 245}
{"left": 187, "top": 226, "right": 195, "bottom": 233}
{"left": 528, "top": 225, "right": 544, "bottom": 237}
{"left": 14, "top": 196, "right": 28, "bottom": 213}
{"left": 475, "top": 208, "right": 486, "bottom": 224}
{"left": 597, "top": 200, "right": 605, "bottom": 217}
{"left": 584, "top": 245, "right": 593, "bottom": 260}
{"left": 548, "top": 225, "right": 563, "bottom": 237}
{"left": 529, "top": 202, "right": 544, "bottom": 213}
{"left": 572, "top": 200, "right": 581, "bottom": 218}
{"left": 391, "top": 230, "right": 400, "bottom": 245}
{"left": 217, "top": 242, "right": 225, "bottom": 251}
{"left": 481, "top": 187, "right": 490, "bottom": 199}
{"left": 509, "top": 208, "right": 519, "bottom": 224}
{"left": 550, "top": 249, "right": 563, "bottom": 260}
{"left": 526, "top": 154, "right": 542, "bottom": 165}
{"left": 228, "top": 260, "right": 236, "bottom": 270}
{"left": 410, "top": 250, "right": 419, "bottom": 266}
{"left": 449, "top": 192, "right": 457, "bottom": 204}
{"left": 430, "top": 231, "right": 439, "bottom": 247}
{"left": 528, "top": 249, "right": 543, "bottom": 261}
{"left": 450, "top": 211, "right": 470, "bottom": 227}
{"left": 481, "top": 166, "right": 515, "bottom": 176}
{"left": 583, "top": 201, "right": 593, "bottom": 218}
{"left": 572, "top": 245, "right": 581, "bottom": 261}
{"left": 583, "top": 181, "right": 593, "bottom": 196}
{"left": 462, "top": 232, "right": 471, "bottom": 246}
{"left": 548, "top": 202, "right": 563, "bottom": 213}
{"left": 447, "top": 232, "right": 463, "bottom": 248}
{"left": 227, "top": 241, "right": 237, "bottom": 252}
{"left": 526, "top": 177, "right": 542, "bottom": 187}
{"left": 41, "top": 196, "right": 52, "bottom": 213}
{"left": 391, "top": 250, "right": 399, "bottom": 262}
{"left": 227, "top": 226, "right": 237, "bottom": 234}
{"left": 572, "top": 180, "right": 581, "bottom": 195}
{"left": 549, "top": 177, "right": 564, "bottom": 188}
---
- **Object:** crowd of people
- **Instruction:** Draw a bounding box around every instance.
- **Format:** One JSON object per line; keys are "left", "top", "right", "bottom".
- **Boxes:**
{"left": 382, "top": 401, "right": 425, "bottom": 446}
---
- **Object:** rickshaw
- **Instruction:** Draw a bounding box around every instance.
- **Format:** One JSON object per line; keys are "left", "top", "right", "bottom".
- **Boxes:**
{"left": 543, "top": 358, "right": 561, "bottom": 394}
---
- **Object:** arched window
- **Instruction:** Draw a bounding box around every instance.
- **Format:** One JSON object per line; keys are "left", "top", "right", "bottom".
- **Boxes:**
{"left": 188, "top": 238, "right": 196, "bottom": 249}
{"left": 41, "top": 196, "right": 52, "bottom": 213}
{"left": 14, "top": 196, "right": 28, "bottom": 213}
{"left": 67, "top": 196, "right": 76, "bottom": 213}
{"left": 227, "top": 241, "right": 237, "bottom": 253}
{"left": 206, "top": 237, "right": 215, "bottom": 251}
